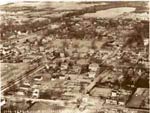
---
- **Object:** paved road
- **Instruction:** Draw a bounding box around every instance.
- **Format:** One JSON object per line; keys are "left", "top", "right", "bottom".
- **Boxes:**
{"left": 3, "top": 95, "right": 148, "bottom": 112}
{"left": 3, "top": 95, "right": 65, "bottom": 106}
{"left": 85, "top": 47, "right": 120, "bottom": 94}
{"left": 85, "top": 69, "right": 111, "bottom": 94}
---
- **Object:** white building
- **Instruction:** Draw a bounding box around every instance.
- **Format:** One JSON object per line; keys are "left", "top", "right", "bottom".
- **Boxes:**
{"left": 32, "top": 89, "right": 40, "bottom": 98}
{"left": 89, "top": 63, "right": 99, "bottom": 72}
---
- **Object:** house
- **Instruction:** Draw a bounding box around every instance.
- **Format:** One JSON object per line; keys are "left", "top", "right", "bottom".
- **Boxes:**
{"left": 144, "top": 38, "right": 149, "bottom": 46}
{"left": 32, "top": 84, "right": 41, "bottom": 89}
{"left": 111, "top": 91, "right": 117, "bottom": 97}
{"left": 90, "top": 87, "right": 112, "bottom": 98}
{"left": 80, "top": 52, "right": 88, "bottom": 58}
{"left": 60, "top": 57, "right": 70, "bottom": 63}
{"left": 77, "top": 59, "right": 89, "bottom": 66}
{"left": 118, "top": 99, "right": 125, "bottom": 106}
{"left": 72, "top": 52, "right": 80, "bottom": 59}
{"left": 49, "top": 63, "right": 57, "bottom": 69}
{"left": 16, "top": 91, "right": 25, "bottom": 96}
{"left": 32, "top": 89, "right": 40, "bottom": 98}
{"left": 51, "top": 78, "right": 56, "bottom": 81}
{"left": 88, "top": 49, "right": 95, "bottom": 56}
{"left": 33, "top": 75, "right": 43, "bottom": 81}
{"left": 78, "top": 46, "right": 88, "bottom": 52}
{"left": 23, "top": 81, "right": 30, "bottom": 87}
{"left": 60, "top": 70, "right": 67, "bottom": 75}
{"left": 23, "top": 58, "right": 34, "bottom": 63}
{"left": 51, "top": 73, "right": 59, "bottom": 79}
{"left": 71, "top": 65, "right": 82, "bottom": 74}
{"left": 88, "top": 71, "right": 97, "bottom": 78}
{"left": 20, "top": 84, "right": 30, "bottom": 91}
{"left": 60, "top": 52, "right": 65, "bottom": 58}
{"left": 89, "top": 63, "right": 99, "bottom": 72}
{"left": 66, "top": 73, "right": 78, "bottom": 80}
{"left": 105, "top": 99, "right": 117, "bottom": 105}
{"left": 59, "top": 76, "right": 66, "bottom": 80}
{"left": 60, "top": 63, "right": 68, "bottom": 70}
{"left": 0, "top": 97, "right": 6, "bottom": 106}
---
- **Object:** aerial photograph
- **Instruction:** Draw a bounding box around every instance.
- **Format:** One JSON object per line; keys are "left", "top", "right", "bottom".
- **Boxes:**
{"left": 0, "top": 1, "right": 149, "bottom": 113}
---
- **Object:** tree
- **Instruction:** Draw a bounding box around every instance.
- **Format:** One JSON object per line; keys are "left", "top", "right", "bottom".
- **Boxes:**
{"left": 91, "top": 39, "right": 97, "bottom": 50}
{"left": 0, "top": 23, "right": 6, "bottom": 39}
{"left": 61, "top": 40, "right": 68, "bottom": 52}
{"left": 39, "top": 89, "right": 52, "bottom": 99}
{"left": 72, "top": 43, "right": 79, "bottom": 52}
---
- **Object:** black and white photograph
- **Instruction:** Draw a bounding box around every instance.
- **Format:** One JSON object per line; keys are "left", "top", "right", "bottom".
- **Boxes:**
{"left": 0, "top": 1, "right": 149, "bottom": 113}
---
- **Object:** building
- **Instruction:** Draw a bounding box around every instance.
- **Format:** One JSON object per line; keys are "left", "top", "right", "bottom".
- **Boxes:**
{"left": 126, "top": 88, "right": 149, "bottom": 109}
{"left": 105, "top": 99, "right": 117, "bottom": 105}
{"left": 118, "top": 97, "right": 126, "bottom": 106}
{"left": 0, "top": 97, "right": 6, "bottom": 107}
{"left": 16, "top": 91, "right": 26, "bottom": 96}
{"left": 60, "top": 63, "right": 68, "bottom": 70}
{"left": 90, "top": 87, "right": 112, "bottom": 98}
{"left": 88, "top": 71, "right": 97, "bottom": 78}
{"left": 19, "top": 84, "right": 30, "bottom": 91}
{"left": 71, "top": 65, "right": 82, "bottom": 74}
{"left": 89, "top": 63, "right": 99, "bottom": 72}
{"left": 33, "top": 75, "right": 43, "bottom": 81}
{"left": 32, "top": 89, "right": 40, "bottom": 98}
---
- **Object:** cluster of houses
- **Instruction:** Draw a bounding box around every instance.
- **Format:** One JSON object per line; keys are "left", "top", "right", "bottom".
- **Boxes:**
{"left": 1, "top": 3, "right": 149, "bottom": 113}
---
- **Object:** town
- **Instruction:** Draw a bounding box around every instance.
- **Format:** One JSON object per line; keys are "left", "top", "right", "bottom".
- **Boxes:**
{"left": 0, "top": 1, "right": 149, "bottom": 113}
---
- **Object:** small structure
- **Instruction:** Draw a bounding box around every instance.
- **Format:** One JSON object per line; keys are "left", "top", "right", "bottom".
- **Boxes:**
{"left": 32, "top": 89, "right": 40, "bottom": 98}
{"left": 105, "top": 99, "right": 117, "bottom": 105}
{"left": 0, "top": 97, "right": 6, "bottom": 106}
{"left": 111, "top": 91, "right": 117, "bottom": 97}
{"left": 49, "top": 63, "right": 57, "bottom": 69}
{"left": 60, "top": 52, "right": 65, "bottom": 58}
{"left": 23, "top": 81, "right": 30, "bottom": 87}
{"left": 60, "top": 63, "right": 68, "bottom": 70}
{"left": 16, "top": 91, "right": 25, "bottom": 96}
{"left": 90, "top": 87, "right": 112, "bottom": 98}
{"left": 118, "top": 99, "right": 125, "bottom": 106}
{"left": 72, "top": 65, "right": 82, "bottom": 74}
{"left": 20, "top": 84, "right": 30, "bottom": 91}
{"left": 126, "top": 88, "right": 149, "bottom": 109}
{"left": 89, "top": 63, "right": 99, "bottom": 72}
{"left": 88, "top": 71, "right": 97, "bottom": 78}
{"left": 33, "top": 75, "right": 43, "bottom": 81}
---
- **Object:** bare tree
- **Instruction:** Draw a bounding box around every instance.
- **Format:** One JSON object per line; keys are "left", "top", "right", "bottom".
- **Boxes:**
{"left": 62, "top": 40, "right": 68, "bottom": 52}
{"left": 72, "top": 43, "right": 79, "bottom": 52}
{"left": 91, "top": 39, "right": 97, "bottom": 49}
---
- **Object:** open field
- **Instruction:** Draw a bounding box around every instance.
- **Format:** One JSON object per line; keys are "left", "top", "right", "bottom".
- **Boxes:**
{"left": 82, "top": 7, "right": 136, "bottom": 18}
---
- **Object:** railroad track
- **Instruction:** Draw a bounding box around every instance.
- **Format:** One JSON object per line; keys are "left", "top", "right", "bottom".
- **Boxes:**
{"left": 85, "top": 47, "right": 121, "bottom": 94}
{"left": 1, "top": 65, "right": 45, "bottom": 93}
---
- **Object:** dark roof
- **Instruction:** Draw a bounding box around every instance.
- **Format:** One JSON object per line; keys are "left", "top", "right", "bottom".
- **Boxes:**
{"left": 126, "top": 95, "right": 143, "bottom": 108}
{"left": 126, "top": 88, "right": 149, "bottom": 109}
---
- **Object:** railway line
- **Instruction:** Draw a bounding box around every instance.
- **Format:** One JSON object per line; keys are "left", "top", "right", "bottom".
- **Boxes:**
{"left": 85, "top": 47, "right": 121, "bottom": 94}
{"left": 1, "top": 64, "right": 45, "bottom": 93}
